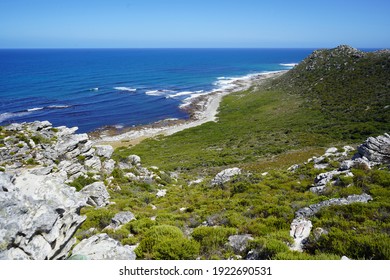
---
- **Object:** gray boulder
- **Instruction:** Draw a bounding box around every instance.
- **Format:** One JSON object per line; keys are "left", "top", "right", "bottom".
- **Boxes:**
{"left": 106, "top": 211, "right": 136, "bottom": 230}
{"left": 228, "top": 234, "right": 254, "bottom": 254}
{"left": 211, "top": 167, "right": 241, "bottom": 186}
{"left": 95, "top": 145, "right": 114, "bottom": 159}
{"left": 290, "top": 218, "right": 312, "bottom": 252}
{"left": 80, "top": 182, "right": 110, "bottom": 208}
{"left": 102, "top": 159, "right": 116, "bottom": 175}
{"left": 70, "top": 234, "right": 136, "bottom": 260}
{"left": 357, "top": 133, "right": 390, "bottom": 164}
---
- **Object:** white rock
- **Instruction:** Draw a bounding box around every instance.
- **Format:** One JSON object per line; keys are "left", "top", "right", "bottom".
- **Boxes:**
{"left": 95, "top": 145, "right": 114, "bottom": 159}
{"left": 156, "top": 189, "right": 167, "bottom": 197}
{"left": 211, "top": 167, "right": 241, "bottom": 186}
{"left": 70, "top": 234, "right": 136, "bottom": 260}
{"left": 80, "top": 182, "right": 110, "bottom": 208}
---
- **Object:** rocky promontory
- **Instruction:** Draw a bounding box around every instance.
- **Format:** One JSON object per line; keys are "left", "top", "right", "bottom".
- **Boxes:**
{"left": 0, "top": 121, "right": 154, "bottom": 260}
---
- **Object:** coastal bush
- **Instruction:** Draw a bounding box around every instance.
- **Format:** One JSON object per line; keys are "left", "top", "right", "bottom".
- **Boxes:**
{"left": 135, "top": 225, "right": 198, "bottom": 260}
{"left": 68, "top": 175, "right": 97, "bottom": 191}
{"left": 79, "top": 208, "right": 115, "bottom": 231}
{"left": 191, "top": 226, "right": 236, "bottom": 258}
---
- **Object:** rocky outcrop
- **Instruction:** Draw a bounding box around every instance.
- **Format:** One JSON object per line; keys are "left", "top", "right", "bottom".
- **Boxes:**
{"left": 290, "top": 194, "right": 372, "bottom": 252}
{"left": 0, "top": 121, "right": 115, "bottom": 181}
{"left": 69, "top": 234, "right": 136, "bottom": 260}
{"left": 0, "top": 171, "right": 87, "bottom": 260}
{"left": 0, "top": 121, "right": 120, "bottom": 260}
{"left": 105, "top": 211, "right": 136, "bottom": 230}
{"left": 80, "top": 182, "right": 110, "bottom": 208}
{"left": 211, "top": 167, "right": 241, "bottom": 186}
{"left": 357, "top": 133, "right": 390, "bottom": 164}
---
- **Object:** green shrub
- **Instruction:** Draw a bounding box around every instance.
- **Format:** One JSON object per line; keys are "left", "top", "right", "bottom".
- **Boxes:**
{"left": 192, "top": 226, "right": 236, "bottom": 257}
{"left": 79, "top": 208, "right": 115, "bottom": 231}
{"left": 135, "top": 225, "right": 198, "bottom": 260}
{"left": 68, "top": 176, "right": 97, "bottom": 191}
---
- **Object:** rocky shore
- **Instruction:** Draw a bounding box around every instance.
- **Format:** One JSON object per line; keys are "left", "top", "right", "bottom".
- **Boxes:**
{"left": 91, "top": 71, "right": 286, "bottom": 146}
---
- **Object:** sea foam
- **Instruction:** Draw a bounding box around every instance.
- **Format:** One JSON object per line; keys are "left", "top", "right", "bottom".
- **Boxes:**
{"left": 114, "top": 87, "right": 137, "bottom": 92}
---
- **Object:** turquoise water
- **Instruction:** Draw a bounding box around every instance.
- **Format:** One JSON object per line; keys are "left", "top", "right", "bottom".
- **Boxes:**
{"left": 0, "top": 48, "right": 314, "bottom": 132}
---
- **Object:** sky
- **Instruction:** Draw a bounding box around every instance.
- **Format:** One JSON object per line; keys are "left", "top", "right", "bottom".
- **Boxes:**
{"left": 0, "top": 0, "right": 389, "bottom": 48}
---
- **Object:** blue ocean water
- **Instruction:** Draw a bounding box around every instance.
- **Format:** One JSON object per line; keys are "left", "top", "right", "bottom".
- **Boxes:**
{"left": 0, "top": 49, "right": 314, "bottom": 132}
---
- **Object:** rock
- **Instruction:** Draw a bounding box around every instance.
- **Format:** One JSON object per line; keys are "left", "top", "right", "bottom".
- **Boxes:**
{"left": 0, "top": 172, "right": 15, "bottom": 192}
{"left": 30, "top": 166, "right": 53, "bottom": 176}
{"left": 189, "top": 178, "right": 203, "bottom": 186}
{"left": 227, "top": 234, "right": 254, "bottom": 254}
{"left": 211, "top": 167, "right": 241, "bottom": 186}
{"left": 357, "top": 133, "right": 390, "bottom": 164}
{"left": 325, "top": 147, "right": 338, "bottom": 154}
{"left": 290, "top": 218, "right": 312, "bottom": 252}
{"left": 84, "top": 157, "right": 102, "bottom": 171}
{"left": 80, "top": 182, "right": 110, "bottom": 208}
{"left": 339, "top": 160, "right": 354, "bottom": 171}
{"left": 128, "top": 155, "right": 141, "bottom": 166}
{"left": 295, "top": 193, "right": 372, "bottom": 218}
{"left": 95, "top": 145, "right": 114, "bottom": 159}
{"left": 29, "top": 121, "right": 52, "bottom": 131}
{"left": 107, "top": 211, "right": 136, "bottom": 229}
{"left": 341, "top": 256, "right": 351, "bottom": 260}
{"left": 156, "top": 189, "right": 167, "bottom": 198}
{"left": 314, "top": 163, "right": 329, "bottom": 170}
{"left": 0, "top": 170, "right": 87, "bottom": 260}
{"left": 102, "top": 159, "right": 116, "bottom": 175}
{"left": 69, "top": 234, "right": 136, "bottom": 260}
{"left": 288, "top": 164, "right": 300, "bottom": 172}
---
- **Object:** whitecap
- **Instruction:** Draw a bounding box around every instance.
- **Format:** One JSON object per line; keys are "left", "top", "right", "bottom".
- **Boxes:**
{"left": 47, "top": 105, "right": 70, "bottom": 109}
{"left": 114, "top": 87, "right": 137, "bottom": 92}
{"left": 280, "top": 63, "right": 298, "bottom": 67}
{"left": 145, "top": 89, "right": 176, "bottom": 96}
{"left": 27, "top": 107, "right": 44, "bottom": 112}
{"left": 90, "top": 87, "right": 99, "bottom": 91}
{"left": 166, "top": 91, "right": 194, "bottom": 98}
{"left": 0, "top": 112, "right": 31, "bottom": 123}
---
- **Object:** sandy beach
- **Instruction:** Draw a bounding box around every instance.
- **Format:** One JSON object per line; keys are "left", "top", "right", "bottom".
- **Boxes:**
{"left": 91, "top": 70, "right": 286, "bottom": 147}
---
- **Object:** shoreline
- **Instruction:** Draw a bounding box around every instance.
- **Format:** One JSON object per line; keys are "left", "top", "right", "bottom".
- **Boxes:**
{"left": 90, "top": 70, "right": 287, "bottom": 147}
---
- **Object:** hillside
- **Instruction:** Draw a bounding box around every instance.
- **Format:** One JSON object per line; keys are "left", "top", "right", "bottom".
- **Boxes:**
{"left": 273, "top": 45, "right": 390, "bottom": 138}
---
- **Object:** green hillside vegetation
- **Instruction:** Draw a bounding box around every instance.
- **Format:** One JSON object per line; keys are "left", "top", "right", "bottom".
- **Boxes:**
{"left": 77, "top": 46, "right": 390, "bottom": 260}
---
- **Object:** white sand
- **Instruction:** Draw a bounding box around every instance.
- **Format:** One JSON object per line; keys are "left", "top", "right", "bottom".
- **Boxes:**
{"left": 92, "top": 71, "right": 286, "bottom": 146}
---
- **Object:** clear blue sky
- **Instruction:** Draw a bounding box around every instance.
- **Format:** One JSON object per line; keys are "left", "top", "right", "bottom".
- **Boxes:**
{"left": 1, "top": 0, "right": 389, "bottom": 48}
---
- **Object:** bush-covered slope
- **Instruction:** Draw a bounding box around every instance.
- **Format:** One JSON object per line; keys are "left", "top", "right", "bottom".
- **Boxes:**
{"left": 273, "top": 45, "right": 390, "bottom": 125}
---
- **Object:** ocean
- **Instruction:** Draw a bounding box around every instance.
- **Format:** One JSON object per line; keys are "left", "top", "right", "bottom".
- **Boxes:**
{"left": 0, "top": 48, "right": 314, "bottom": 133}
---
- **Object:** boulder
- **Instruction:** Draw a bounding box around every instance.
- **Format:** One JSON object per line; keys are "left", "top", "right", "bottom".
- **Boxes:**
{"left": 80, "top": 182, "right": 110, "bottom": 208}
{"left": 357, "top": 133, "right": 390, "bottom": 164}
{"left": 156, "top": 189, "right": 167, "bottom": 198}
{"left": 102, "top": 159, "right": 116, "bottom": 175}
{"left": 227, "top": 234, "right": 254, "bottom": 254}
{"left": 106, "top": 211, "right": 136, "bottom": 230}
{"left": 128, "top": 155, "right": 141, "bottom": 166}
{"left": 211, "top": 167, "right": 241, "bottom": 186}
{"left": 290, "top": 218, "right": 312, "bottom": 252}
{"left": 95, "top": 145, "right": 114, "bottom": 159}
{"left": 69, "top": 234, "right": 136, "bottom": 260}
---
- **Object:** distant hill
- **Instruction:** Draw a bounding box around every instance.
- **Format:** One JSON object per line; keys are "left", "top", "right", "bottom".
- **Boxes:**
{"left": 272, "top": 45, "right": 390, "bottom": 136}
